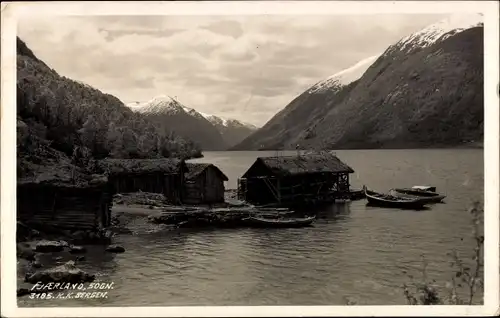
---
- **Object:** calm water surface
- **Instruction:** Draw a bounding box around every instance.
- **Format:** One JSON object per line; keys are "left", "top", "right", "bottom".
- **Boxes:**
{"left": 19, "top": 149, "right": 484, "bottom": 306}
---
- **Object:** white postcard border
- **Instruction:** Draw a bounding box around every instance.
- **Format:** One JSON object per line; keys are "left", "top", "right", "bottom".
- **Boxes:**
{"left": 1, "top": 1, "right": 498, "bottom": 317}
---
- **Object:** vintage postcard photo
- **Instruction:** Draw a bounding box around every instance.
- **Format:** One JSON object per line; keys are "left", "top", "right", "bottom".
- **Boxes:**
{"left": 1, "top": 1, "right": 499, "bottom": 317}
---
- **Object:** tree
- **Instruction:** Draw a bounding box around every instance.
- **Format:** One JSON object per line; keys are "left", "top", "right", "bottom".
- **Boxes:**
{"left": 121, "top": 126, "right": 139, "bottom": 158}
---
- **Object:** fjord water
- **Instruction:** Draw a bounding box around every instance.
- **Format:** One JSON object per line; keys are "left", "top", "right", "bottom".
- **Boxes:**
{"left": 19, "top": 149, "right": 484, "bottom": 306}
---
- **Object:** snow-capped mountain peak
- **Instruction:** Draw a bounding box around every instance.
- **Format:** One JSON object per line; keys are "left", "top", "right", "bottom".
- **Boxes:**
{"left": 204, "top": 114, "right": 227, "bottom": 126}
{"left": 203, "top": 114, "right": 258, "bottom": 129}
{"left": 389, "top": 13, "right": 483, "bottom": 54}
{"left": 125, "top": 96, "right": 258, "bottom": 129}
{"left": 126, "top": 95, "right": 186, "bottom": 115}
{"left": 308, "top": 54, "right": 381, "bottom": 94}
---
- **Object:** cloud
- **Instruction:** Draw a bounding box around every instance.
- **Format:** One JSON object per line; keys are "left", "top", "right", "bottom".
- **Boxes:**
{"left": 202, "top": 19, "right": 244, "bottom": 38}
{"left": 17, "top": 14, "right": 448, "bottom": 126}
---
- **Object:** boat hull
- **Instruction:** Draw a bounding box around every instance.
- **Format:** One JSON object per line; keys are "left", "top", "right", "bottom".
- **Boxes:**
{"left": 364, "top": 187, "right": 427, "bottom": 209}
{"left": 390, "top": 189, "right": 446, "bottom": 203}
{"left": 244, "top": 216, "right": 315, "bottom": 228}
{"left": 366, "top": 197, "right": 426, "bottom": 209}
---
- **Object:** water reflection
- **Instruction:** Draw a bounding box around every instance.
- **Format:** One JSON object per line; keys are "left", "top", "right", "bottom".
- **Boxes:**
{"left": 314, "top": 202, "right": 352, "bottom": 220}
{"left": 21, "top": 149, "right": 483, "bottom": 306}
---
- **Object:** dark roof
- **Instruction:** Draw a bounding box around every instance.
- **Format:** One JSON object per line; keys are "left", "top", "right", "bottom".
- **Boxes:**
{"left": 242, "top": 153, "right": 354, "bottom": 177}
{"left": 18, "top": 164, "right": 108, "bottom": 189}
{"left": 185, "top": 163, "right": 229, "bottom": 181}
{"left": 96, "top": 158, "right": 185, "bottom": 175}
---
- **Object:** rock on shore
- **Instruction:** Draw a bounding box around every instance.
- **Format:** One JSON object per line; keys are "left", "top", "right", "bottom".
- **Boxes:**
{"left": 24, "top": 260, "right": 95, "bottom": 284}
{"left": 34, "top": 240, "right": 67, "bottom": 253}
{"left": 105, "top": 245, "right": 125, "bottom": 253}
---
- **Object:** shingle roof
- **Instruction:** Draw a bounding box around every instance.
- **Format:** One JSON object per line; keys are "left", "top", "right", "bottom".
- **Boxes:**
{"left": 242, "top": 153, "right": 354, "bottom": 177}
{"left": 185, "top": 163, "right": 229, "bottom": 181}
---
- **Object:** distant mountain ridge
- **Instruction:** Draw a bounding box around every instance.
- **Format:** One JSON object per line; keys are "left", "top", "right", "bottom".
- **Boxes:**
{"left": 232, "top": 13, "right": 484, "bottom": 151}
{"left": 16, "top": 37, "right": 202, "bottom": 182}
{"left": 127, "top": 96, "right": 258, "bottom": 149}
{"left": 203, "top": 115, "right": 258, "bottom": 148}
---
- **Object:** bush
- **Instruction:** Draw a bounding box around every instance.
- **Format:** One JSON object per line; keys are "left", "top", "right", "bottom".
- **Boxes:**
{"left": 402, "top": 201, "right": 484, "bottom": 305}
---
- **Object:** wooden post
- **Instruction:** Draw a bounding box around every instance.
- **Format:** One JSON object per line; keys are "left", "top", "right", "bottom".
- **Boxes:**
{"left": 277, "top": 178, "right": 281, "bottom": 204}
{"left": 262, "top": 177, "right": 280, "bottom": 203}
{"left": 51, "top": 190, "right": 58, "bottom": 221}
{"left": 96, "top": 190, "right": 101, "bottom": 229}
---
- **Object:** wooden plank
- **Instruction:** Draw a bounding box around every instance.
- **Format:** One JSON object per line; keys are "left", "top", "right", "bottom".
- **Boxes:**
{"left": 55, "top": 214, "right": 95, "bottom": 219}
{"left": 53, "top": 220, "right": 93, "bottom": 224}
{"left": 54, "top": 220, "right": 95, "bottom": 226}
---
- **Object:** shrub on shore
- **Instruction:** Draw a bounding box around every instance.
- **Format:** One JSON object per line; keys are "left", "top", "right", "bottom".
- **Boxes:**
{"left": 402, "top": 201, "right": 484, "bottom": 305}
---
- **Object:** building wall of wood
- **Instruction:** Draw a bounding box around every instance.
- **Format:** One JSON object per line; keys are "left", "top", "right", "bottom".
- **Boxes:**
{"left": 238, "top": 172, "right": 351, "bottom": 205}
{"left": 108, "top": 170, "right": 186, "bottom": 204}
{"left": 238, "top": 177, "right": 278, "bottom": 205}
{"left": 183, "top": 167, "right": 225, "bottom": 204}
{"left": 165, "top": 173, "right": 184, "bottom": 204}
{"left": 17, "top": 185, "right": 112, "bottom": 230}
{"left": 109, "top": 173, "right": 166, "bottom": 194}
{"left": 203, "top": 166, "right": 225, "bottom": 203}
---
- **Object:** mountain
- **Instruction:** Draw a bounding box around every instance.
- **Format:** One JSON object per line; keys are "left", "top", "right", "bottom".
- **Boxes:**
{"left": 232, "top": 13, "right": 484, "bottom": 150}
{"left": 203, "top": 115, "right": 258, "bottom": 148}
{"left": 231, "top": 54, "right": 380, "bottom": 150}
{"left": 127, "top": 98, "right": 258, "bottom": 149}
{"left": 127, "top": 96, "right": 228, "bottom": 151}
{"left": 17, "top": 37, "right": 202, "bottom": 179}
{"left": 307, "top": 55, "right": 380, "bottom": 94}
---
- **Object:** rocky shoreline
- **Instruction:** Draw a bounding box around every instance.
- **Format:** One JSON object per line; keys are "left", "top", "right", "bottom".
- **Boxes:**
{"left": 16, "top": 237, "right": 125, "bottom": 297}
{"left": 16, "top": 190, "right": 245, "bottom": 298}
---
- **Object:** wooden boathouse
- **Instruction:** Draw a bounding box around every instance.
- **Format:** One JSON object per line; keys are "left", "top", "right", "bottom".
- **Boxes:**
{"left": 96, "top": 158, "right": 187, "bottom": 204}
{"left": 237, "top": 152, "right": 354, "bottom": 206}
{"left": 183, "top": 163, "right": 229, "bottom": 204}
{"left": 17, "top": 166, "right": 113, "bottom": 231}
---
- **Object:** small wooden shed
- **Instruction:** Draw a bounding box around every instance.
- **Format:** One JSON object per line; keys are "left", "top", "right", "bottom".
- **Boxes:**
{"left": 17, "top": 167, "right": 112, "bottom": 231}
{"left": 237, "top": 152, "right": 354, "bottom": 206}
{"left": 183, "top": 163, "right": 228, "bottom": 204}
{"left": 96, "top": 158, "right": 187, "bottom": 204}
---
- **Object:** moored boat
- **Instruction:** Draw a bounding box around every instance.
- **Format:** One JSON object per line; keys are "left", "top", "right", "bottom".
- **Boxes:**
{"left": 389, "top": 186, "right": 446, "bottom": 203}
{"left": 243, "top": 215, "right": 316, "bottom": 228}
{"left": 363, "top": 186, "right": 428, "bottom": 209}
{"left": 410, "top": 185, "right": 437, "bottom": 192}
{"left": 253, "top": 210, "right": 296, "bottom": 218}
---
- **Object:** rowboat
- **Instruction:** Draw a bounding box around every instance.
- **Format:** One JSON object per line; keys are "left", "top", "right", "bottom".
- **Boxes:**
{"left": 254, "top": 207, "right": 292, "bottom": 212}
{"left": 243, "top": 215, "right": 316, "bottom": 228}
{"left": 363, "top": 186, "right": 428, "bottom": 209}
{"left": 253, "top": 210, "right": 296, "bottom": 218}
{"left": 389, "top": 186, "right": 446, "bottom": 204}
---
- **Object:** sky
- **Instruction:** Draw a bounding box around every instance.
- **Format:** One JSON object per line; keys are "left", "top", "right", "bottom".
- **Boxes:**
{"left": 17, "top": 14, "right": 448, "bottom": 126}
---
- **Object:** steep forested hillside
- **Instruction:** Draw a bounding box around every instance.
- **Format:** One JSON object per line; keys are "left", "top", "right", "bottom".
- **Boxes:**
{"left": 17, "top": 37, "right": 202, "bottom": 178}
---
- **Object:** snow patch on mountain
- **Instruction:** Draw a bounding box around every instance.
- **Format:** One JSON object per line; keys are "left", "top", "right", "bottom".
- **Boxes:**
{"left": 389, "top": 13, "right": 483, "bottom": 54}
{"left": 204, "top": 114, "right": 258, "bottom": 129}
{"left": 205, "top": 114, "right": 228, "bottom": 127}
{"left": 126, "top": 95, "right": 186, "bottom": 115}
{"left": 308, "top": 54, "right": 381, "bottom": 94}
{"left": 126, "top": 96, "right": 258, "bottom": 129}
